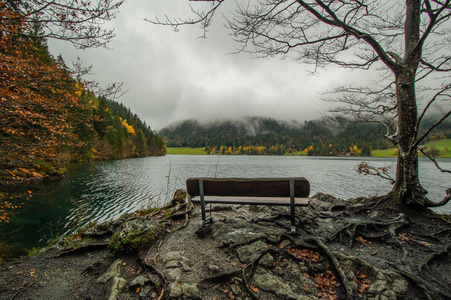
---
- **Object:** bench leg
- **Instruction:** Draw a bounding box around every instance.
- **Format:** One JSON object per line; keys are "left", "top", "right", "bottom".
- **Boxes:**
{"left": 198, "top": 179, "right": 214, "bottom": 229}
{"left": 290, "top": 179, "right": 296, "bottom": 232}
{"left": 199, "top": 179, "right": 206, "bottom": 222}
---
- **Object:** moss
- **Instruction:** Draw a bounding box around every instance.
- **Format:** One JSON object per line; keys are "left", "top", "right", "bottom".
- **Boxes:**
{"left": 108, "top": 227, "right": 161, "bottom": 254}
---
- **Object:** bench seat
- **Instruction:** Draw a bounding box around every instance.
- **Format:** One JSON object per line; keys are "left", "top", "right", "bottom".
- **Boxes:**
{"left": 191, "top": 196, "right": 309, "bottom": 206}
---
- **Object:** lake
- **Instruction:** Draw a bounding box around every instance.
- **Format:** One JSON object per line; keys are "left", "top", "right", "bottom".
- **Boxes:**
{"left": 1, "top": 155, "right": 450, "bottom": 253}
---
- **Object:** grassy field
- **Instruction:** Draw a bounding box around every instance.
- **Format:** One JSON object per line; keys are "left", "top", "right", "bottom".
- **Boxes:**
{"left": 167, "top": 139, "right": 451, "bottom": 157}
{"left": 372, "top": 139, "right": 451, "bottom": 157}
{"left": 166, "top": 147, "right": 206, "bottom": 155}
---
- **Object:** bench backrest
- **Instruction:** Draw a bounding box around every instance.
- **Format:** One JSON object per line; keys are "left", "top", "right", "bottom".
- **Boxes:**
{"left": 186, "top": 177, "right": 310, "bottom": 198}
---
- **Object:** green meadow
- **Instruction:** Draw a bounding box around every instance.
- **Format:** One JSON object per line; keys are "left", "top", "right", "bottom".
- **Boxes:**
{"left": 372, "top": 139, "right": 451, "bottom": 158}
{"left": 167, "top": 140, "right": 451, "bottom": 157}
{"left": 166, "top": 147, "right": 206, "bottom": 155}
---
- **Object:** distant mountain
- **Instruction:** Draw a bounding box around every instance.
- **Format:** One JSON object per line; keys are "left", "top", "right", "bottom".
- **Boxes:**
{"left": 159, "top": 116, "right": 394, "bottom": 156}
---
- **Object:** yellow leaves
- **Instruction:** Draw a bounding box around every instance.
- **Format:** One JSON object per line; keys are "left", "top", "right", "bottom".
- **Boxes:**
{"left": 121, "top": 118, "right": 136, "bottom": 134}
{"left": 74, "top": 83, "right": 84, "bottom": 97}
{"left": 350, "top": 145, "right": 362, "bottom": 156}
{"left": 123, "top": 120, "right": 135, "bottom": 134}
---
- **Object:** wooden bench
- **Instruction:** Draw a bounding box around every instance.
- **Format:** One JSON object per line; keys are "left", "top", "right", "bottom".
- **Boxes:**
{"left": 186, "top": 177, "right": 310, "bottom": 232}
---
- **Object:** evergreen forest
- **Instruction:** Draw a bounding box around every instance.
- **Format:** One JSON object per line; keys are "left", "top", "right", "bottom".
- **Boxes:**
{"left": 159, "top": 116, "right": 451, "bottom": 156}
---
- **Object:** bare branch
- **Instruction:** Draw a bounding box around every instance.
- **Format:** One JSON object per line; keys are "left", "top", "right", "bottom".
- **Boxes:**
{"left": 415, "top": 91, "right": 451, "bottom": 147}
{"left": 418, "top": 148, "right": 451, "bottom": 175}
{"left": 145, "top": 1, "right": 224, "bottom": 38}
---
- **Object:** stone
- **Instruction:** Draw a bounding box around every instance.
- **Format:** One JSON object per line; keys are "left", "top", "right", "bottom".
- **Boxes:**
{"left": 166, "top": 268, "right": 182, "bottom": 283}
{"left": 208, "top": 264, "right": 220, "bottom": 273}
{"left": 230, "top": 283, "right": 242, "bottom": 295}
{"left": 130, "top": 274, "right": 150, "bottom": 287}
{"left": 161, "top": 251, "right": 186, "bottom": 264}
{"left": 169, "top": 282, "right": 182, "bottom": 298}
{"left": 97, "top": 259, "right": 122, "bottom": 283}
{"left": 106, "top": 276, "right": 127, "bottom": 300}
{"left": 259, "top": 253, "right": 276, "bottom": 268}
{"left": 139, "top": 285, "right": 152, "bottom": 298}
{"left": 253, "top": 268, "right": 311, "bottom": 300}
{"left": 236, "top": 240, "right": 268, "bottom": 264}
{"left": 181, "top": 283, "right": 201, "bottom": 299}
{"left": 180, "top": 261, "right": 192, "bottom": 272}
{"left": 165, "top": 261, "right": 180, "bottom": 268}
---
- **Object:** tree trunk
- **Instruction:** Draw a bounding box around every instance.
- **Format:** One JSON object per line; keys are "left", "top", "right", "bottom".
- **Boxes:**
{"left": 392, "top": 70, "right": 427, "bottom": 206}
{"left": 391, "top": 0, "right": 427, "bottom": 207}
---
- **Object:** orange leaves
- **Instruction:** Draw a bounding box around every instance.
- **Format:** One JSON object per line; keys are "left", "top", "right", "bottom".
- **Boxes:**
{"left": 287, "top": 248, "right": 320, "bottom": 262}
{"left": 355, "top": 270, "right": 371, "bottom": 294}
{"left": 357, "top": 236, "right": 368, "bottom": 245}
{"left": 314, "top": 270, "right": 339, "bottom": 300}
{"left": 0, "top": 4, "right": 87, "bottom": 183}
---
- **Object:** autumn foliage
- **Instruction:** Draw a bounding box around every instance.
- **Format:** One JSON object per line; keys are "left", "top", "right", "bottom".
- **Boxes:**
{"left": 1, "top": 2, "right": 82, "bottom": 179}
{"left": 0, "top": 1, "right": 165, "bottom": 221}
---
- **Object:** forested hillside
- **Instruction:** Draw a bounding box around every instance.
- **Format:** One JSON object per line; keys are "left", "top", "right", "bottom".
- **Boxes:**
{"left": 0, "top": 4, "right": 165, "bottom": 183}
{"left": 160, "top": 116, "right": 450, "bottom": 156}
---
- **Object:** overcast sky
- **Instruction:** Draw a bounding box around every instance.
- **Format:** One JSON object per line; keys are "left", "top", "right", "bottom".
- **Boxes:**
{"left": 48, "top": 0, "right": 370, "bottom": 131}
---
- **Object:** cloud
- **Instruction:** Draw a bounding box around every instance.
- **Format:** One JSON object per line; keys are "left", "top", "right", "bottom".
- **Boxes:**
{"left": 48, "top": 0, "right": 357, "bottom": 130}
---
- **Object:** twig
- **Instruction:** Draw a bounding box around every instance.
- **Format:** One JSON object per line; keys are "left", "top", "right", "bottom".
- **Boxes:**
{"left": 157, "top": 288, "right": 164, "bottom": 300}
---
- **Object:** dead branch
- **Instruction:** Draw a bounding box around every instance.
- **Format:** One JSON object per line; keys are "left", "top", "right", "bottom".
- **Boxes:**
{"left": 355, "top": 161, "right": 395, "bottom": 185}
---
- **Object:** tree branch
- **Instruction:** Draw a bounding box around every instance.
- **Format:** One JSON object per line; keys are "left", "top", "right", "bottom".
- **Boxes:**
{"left": 418, "top": 148, "right": 451, "bottom": 175}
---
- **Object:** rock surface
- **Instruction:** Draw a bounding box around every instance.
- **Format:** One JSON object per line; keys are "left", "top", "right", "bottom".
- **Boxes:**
{"left": 0, "top": 190, "right": 450, "bottom": 299}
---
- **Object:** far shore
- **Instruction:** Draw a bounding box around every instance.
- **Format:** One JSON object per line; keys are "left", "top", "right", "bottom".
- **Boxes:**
{"left": 166, "top": 138, "right": 451, "bottom": 157}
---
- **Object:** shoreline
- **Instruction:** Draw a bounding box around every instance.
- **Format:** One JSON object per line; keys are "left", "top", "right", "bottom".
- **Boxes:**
{"left": 1, "top": 191, "right": 450, "bottom": 299}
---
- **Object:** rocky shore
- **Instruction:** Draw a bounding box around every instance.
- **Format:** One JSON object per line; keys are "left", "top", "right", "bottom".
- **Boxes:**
{"left": 1, "top": 190, "right": 450, "bottom": 299}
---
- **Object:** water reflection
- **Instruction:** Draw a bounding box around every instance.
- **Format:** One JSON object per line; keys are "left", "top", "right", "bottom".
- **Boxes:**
{"left": 1, "top": 155, "right": 450, "bottom": 253}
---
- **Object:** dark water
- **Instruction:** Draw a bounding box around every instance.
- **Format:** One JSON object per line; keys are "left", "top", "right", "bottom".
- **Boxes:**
{"left": 1, "top": 155, "right": 450, "bottom": 253}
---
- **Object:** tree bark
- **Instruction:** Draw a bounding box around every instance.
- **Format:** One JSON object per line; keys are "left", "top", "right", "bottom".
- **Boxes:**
{"left": 393, "top": 70, "right": 427, "bottom": 205}
{"left": 392, "top": 0, "right": 427, "bottom": 206}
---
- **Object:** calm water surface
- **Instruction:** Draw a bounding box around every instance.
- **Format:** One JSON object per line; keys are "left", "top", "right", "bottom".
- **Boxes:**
{"left": 1, "top": 155, "right": 450, "bottom": 251}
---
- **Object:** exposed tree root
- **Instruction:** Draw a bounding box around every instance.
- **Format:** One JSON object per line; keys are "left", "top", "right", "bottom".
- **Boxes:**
{"left": 141, "top": 255, "right": 167, "bottom": 297}
{"left": 328, "top": 213, "right": 410, "bottom": 260}
{"left": 57, "top": 242, "right": 108, "bottom": 257}
{"left": 423, "top": 188, "right": 451, "bottom": 208}
{"left": 391, "top": 263, "right": 451, "bottom": 300}
{"left": 305, "top": 236, "right": 354, "bottom": 300}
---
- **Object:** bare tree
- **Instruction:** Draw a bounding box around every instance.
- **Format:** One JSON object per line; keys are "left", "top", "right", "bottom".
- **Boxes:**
{"left": 149, "top": 0, "right": 451, "bottom": 208}
{"left": 2, "top": 0, "right": 124, "bottom": 49}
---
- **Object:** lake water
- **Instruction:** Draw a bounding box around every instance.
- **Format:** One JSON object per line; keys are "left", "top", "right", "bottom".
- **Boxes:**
{"left": 1, "top": 155, "right": 450, "bottom": 252}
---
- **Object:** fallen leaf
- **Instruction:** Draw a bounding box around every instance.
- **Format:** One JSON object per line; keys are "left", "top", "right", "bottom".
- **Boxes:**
{"left": 251, "top": 286, "right": 259, "bottom": 293}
